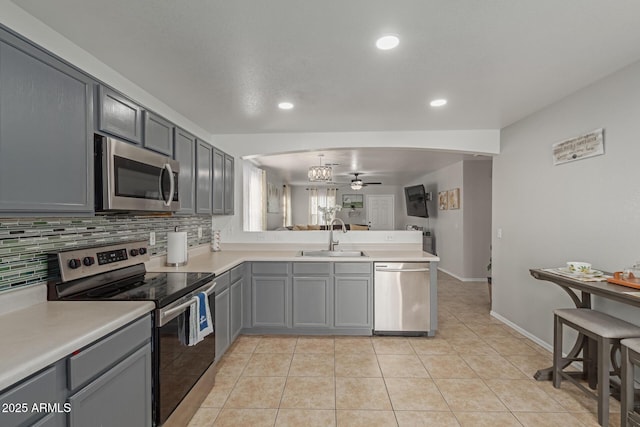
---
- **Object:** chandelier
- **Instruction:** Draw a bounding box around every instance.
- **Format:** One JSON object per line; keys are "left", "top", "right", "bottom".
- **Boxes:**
{"left": 308, "top": 154, "right": 332, "bottom": 182}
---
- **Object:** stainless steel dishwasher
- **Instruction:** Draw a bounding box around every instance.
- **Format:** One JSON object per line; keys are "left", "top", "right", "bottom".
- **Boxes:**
{"left": 374, "top": 262, "right": 433, "bottom": 336}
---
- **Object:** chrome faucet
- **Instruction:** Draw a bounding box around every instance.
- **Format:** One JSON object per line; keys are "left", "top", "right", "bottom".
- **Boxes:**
{"left": 328, "top": 218, "right": 347, "bottom": 251}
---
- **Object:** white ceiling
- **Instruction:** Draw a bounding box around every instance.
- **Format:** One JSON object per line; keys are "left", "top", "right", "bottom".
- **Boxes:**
{"left": 250, "top": 148, "right": 486, "bottom": 186}
{"left": 10, "top": 1, "right": 640, "bottom": 182}
{"left": 12, "top": 0, "right": 640, "bottom": 136}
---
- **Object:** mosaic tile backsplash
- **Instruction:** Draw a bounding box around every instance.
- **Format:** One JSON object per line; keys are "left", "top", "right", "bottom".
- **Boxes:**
{"left": 0, "top": 215, "right": 212, "bottom": 293}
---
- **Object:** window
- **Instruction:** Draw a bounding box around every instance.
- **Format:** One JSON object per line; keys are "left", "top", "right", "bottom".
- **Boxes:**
{"left": 308, "top": 187, "right": 337, "bottom": 225}
{"left": 243, "top": 162, "right": 266, "bottom": 231}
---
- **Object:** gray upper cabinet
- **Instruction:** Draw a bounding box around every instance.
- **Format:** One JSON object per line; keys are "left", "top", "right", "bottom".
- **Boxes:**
{"left": 98, "top": 85, "right": 143, "bottom": 144}
{"left": 196, "top": 140, "right": 213, "bottom": 214}
{"left": 143, "top": 111, "right": 173, "bottom": 156}
{"left": 212, "top": 148, "right": 225, "bottom": 214}
{"left": 224, "top": 153, "right": 235, "bottom": 215}
{"left": 0, "top": 30, "right": 94, "bottom": 214}
{"left": 173, "top": 128, "right": 196, "bottom": 215}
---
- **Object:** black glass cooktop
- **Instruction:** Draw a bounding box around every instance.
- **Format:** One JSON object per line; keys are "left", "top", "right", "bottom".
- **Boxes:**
{"left": 64, "top": 271, "right": 215, "bottom": 308}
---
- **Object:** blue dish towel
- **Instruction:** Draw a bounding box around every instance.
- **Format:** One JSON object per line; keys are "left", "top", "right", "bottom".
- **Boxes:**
{"left": 188, "top": 292, "right": 213, "bottom": 346}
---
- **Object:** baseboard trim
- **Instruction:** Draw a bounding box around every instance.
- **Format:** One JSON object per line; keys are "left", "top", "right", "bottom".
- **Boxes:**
{"left": 437, "top": 267, "right": 486, "bottom": 283}
{"left": 490, "top": 310, "right": 552, "bottom": 353}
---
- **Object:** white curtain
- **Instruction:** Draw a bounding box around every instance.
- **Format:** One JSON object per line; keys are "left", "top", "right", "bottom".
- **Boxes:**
{"left": 308, "top": 188, "right": 319, "bottom": 225}
{"left": 282, "top": 185, "right": 292, "bottom": 227}
{"left": 243, "top": 162, "right": 266, "bottom": 231}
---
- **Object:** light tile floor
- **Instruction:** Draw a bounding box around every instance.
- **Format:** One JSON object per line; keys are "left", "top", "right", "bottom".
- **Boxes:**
{"left": 187, "top": 273, "right": 621, "bottom": 426}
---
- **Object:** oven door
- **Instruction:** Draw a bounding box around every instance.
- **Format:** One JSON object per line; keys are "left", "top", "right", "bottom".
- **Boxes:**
{"left": 155, "top": 281, "right": 216, "bottom": 425}
{"left": 97, "top": 135, "right": 180, "bottom": 212}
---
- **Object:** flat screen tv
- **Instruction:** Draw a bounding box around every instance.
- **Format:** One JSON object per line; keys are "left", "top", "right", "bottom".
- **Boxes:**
{"left": 404, "top": 184, "right": 429, "bottom": 218}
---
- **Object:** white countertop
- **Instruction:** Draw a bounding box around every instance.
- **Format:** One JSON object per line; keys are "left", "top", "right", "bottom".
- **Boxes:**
{"left": 0, "top": 300, "right": 155, "bottom": 391}
{"left": 146, "top": 247, "right": 439, "bottom": 274}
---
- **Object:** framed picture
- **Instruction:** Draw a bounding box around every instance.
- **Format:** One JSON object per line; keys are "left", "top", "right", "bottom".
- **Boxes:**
{"left": 448, "top": 188, "right": 460, "bottom": 210}
{"left": 267, "top": 182, "right": 280, "bottom": 213}
{"left": 342, "top": 194, "right": 364, "bottom": 208}
{"left": 438, "top": 191, "right": 448, "bottom": 210}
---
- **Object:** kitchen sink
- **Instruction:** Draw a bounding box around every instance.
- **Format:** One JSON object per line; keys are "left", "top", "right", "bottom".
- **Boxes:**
{"left": 298, "top": 250, "right": 368, "bottom": 257}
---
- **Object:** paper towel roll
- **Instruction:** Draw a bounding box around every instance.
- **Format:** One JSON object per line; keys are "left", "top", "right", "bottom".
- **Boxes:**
{"left": 166, "top": 231, "right": 188, "bottom": 266}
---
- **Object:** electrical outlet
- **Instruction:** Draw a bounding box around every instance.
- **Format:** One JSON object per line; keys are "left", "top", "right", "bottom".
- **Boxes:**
{"left": 197, "top": 227, "right": 202, "bottom": 238}
{"left": 497, "top": 228, "right": 503, "bottom": 239}
{"left": 149, "top": 231, "right": 156, "bottom": 246}
{"left": 386, "top": 234, "right": 394, "bottom": 241}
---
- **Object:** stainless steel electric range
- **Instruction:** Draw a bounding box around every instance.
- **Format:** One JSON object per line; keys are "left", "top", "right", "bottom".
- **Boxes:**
{"left": 47, "top": 240, "right": 216, "bottom": 426}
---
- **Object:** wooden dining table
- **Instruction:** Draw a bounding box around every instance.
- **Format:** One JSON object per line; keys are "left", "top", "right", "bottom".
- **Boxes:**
{"left": 529, "top": 268, "right": 640, "bottom": 389}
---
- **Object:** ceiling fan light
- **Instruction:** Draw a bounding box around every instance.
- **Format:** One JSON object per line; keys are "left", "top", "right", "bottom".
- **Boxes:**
{"left": 350, "top": 180, "right": 363, "bottom": 190}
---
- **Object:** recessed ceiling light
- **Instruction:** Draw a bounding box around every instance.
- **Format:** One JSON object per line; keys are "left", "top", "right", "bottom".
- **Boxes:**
{"left": 278, "top": 102, "right": 294, "bottom": 110}
{"left": 430, "top": 99, "right": 447, "bottom": 107}
{"left": 376, "top": 35, "right": 400, "bottom": 50}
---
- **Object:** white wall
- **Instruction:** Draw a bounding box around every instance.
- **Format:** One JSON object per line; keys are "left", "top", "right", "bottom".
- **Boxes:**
{"left": 396, "top": 160, "right": 492, "bottom": 280}
{"left": 493, "top": 58, "right": 640, "bottom": 347}
{"left": 463, "top": 161, "right": 493, "bottom": 279}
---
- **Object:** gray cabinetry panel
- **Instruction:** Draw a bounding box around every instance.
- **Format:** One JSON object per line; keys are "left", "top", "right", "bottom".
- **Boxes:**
{"left": 143, "top": 111, "right": 173, "bottom": 156}
{"left": 98, "top": 85, "right": 143, "bottom": 144}
{"left": 212, "top": 148, "right": 225, "bottom": 214}
{"left": 215, "top": 271, "right": 230, "bottom": 291}
{"left": 292, "top": 277, "right": 330, "bottom": 328}
{"left": 293, "top": 262, "right": 331, "bottom": 276}
{"left": 0, "top": 362, "right": 66, "bottom": 427}
{"left": 334, "top": 277, "right": 372, "bottom": 328}
{"left": 252, "top": 276, "right": 290, "bottom": 328}
{"left": 67, "top": 315, "right": 151, "bottom": 391}
{"left": 334, "top": 262, "right": 372, "bottom": 275}
{"left": 230, "top": 277, "right": 243, "bottom": 341}
{"left": 173, "top": 127, "right": 196, "bottom": 215}
{"left": 196, "top": 140, "right": 213, "bottom": 214}
{"left": 31, "top": 412, "right": 66, "bottom": 427}
{"left": 68, "top": 344, "right": 152, "bottom": 427}
{"left": 215, "top": 287, "right": 231, "bottom": 359}
{"left": 0, "top": 33, "right": 93, "bottom": 213}
{"left": 230, "top": 264, "right": 244, "bottom": 283}
{"left": 223, "top": 153, "right": 235, "bottom": 215}
{"left": 252, "top": 262, "right": 290, "bottom": 276}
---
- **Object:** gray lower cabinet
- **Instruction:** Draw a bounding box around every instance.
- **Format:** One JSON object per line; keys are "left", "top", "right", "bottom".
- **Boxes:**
{"left": 0, "top": 29, "right": 94, "bottom": 214}
{"left": 230, "top": 275, "right": 243, "bottom": 341}
{"left": 246, "top": 261, "right": 371, "bottom": 334}
{"left": 98, "top": 85, "right": 143, "bottom": 144}
{"left": 334, "top": 262, "right": 373, "bottom": 329}
{"left": 173, "top": 127, "right": 197, "bottom": 215}
{"left": 252, "top": 276, "right": 290, "bottom": 328}
{"left": 215, "top": 287, "right": 231, "bottom": 359}
{"left": 224, "top": 154, "right": 235, "bottom": 215}
{"left": 68, "top": 345, "right": 152, "bottom": 427}
{"left": 143, "top": 110, "right": 173, "bottom": 156}
{"left": 292, "top": 277, "right": 331, "bottom": 328}
{"left": 0, "top": 315, "right": 152, "bottom": 427}
{"left": 212, "top": 148, "right": 225, "bottom": 215}
{"left": 334, "top": 276, "right": 372, "bottom": 328}
{"left": 196, "top": 140, "right": 213, "bottom": 214}
{"left": 0, "top": 361, "right": 66, "bottom": 427}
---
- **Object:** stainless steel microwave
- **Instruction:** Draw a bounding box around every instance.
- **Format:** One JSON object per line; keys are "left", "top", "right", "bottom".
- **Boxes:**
{"left": 94, "top": 134, "right": 180, "bottom": 212}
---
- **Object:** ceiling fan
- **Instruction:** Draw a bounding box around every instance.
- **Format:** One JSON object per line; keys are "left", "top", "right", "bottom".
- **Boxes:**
{"left": 344, "top": 172, "right": 382, "bottom": 190}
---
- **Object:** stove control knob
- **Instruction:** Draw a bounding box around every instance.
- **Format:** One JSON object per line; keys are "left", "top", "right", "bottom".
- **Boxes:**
{"left": 138, "top": 247, "right": 147, "bottom": 255}
{"left": 83, "top": 256, "right": 95, "bottom": 267}
{"left": 68, "top": 259, "right": 81, "bottom": 269}
{"left": 130, "top": 249, "right": 139, "bottom": 257}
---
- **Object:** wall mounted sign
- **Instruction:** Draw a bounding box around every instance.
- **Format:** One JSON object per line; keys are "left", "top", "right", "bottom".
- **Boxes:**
{"left": 447, "top": 188, "right": 460, "bottom": 210}
{"left": 552, "top": 128, "right": 604, "bottom": 165}
{"left": 438, "top": 191, "right": 448, "bottom": 210}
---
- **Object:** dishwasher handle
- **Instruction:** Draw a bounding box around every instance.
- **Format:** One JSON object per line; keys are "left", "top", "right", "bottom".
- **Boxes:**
{"left": 375, "top": 266, "right": 430, "bottom": 273}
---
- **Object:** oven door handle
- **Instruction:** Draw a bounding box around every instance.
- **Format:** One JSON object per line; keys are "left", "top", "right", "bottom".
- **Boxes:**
{"left": 160, "top": 163, "right": 175, "bottom": 207}
{"left": 158, "top": 281, "right": 216, "bottom": 326}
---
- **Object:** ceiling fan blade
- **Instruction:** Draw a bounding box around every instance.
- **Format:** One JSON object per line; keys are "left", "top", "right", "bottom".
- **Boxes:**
{"left": 363, "top": 182, "right": 382, "bottom": 185}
